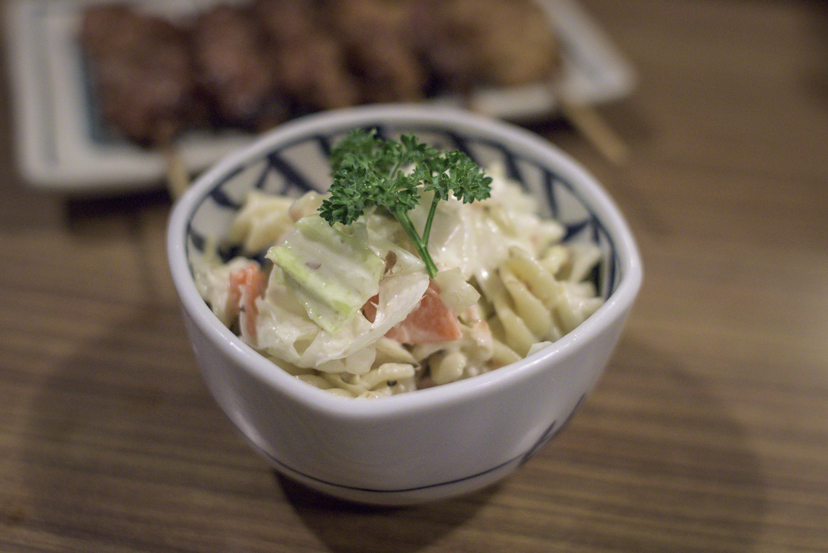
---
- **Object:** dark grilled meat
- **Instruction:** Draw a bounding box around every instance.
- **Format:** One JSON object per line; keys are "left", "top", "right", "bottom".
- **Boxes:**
{"left": 253, "top": 0, "right": 360, "bottom": 111}
{"left": 325, "top": 0, "right": 426, "bottom": 103}
{"left": 80, "top": 5, "right": 202, "bottom": 146}
{"left": 191, "top": 4, "right": 287, "bottom": 130}
{"left": 415, "top": 0, "right": 561, "bottom": 89}
{"left": 79, "top": 0, "right": 563, "bottom": 147}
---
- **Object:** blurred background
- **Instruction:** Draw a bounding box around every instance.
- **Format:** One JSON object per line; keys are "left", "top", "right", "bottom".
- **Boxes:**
{"left": 1, "top": 1, "right": 827, "bottom": 552}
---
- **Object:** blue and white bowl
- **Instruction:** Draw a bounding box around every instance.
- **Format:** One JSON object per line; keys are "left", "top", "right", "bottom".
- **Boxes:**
{"left": 167, "top": 105, "right": 642, "bottom": 505}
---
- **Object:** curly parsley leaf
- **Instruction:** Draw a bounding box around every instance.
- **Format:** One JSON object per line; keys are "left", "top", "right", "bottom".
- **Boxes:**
{"left": 319, "top": 129, "right": 492, "bottom": 278}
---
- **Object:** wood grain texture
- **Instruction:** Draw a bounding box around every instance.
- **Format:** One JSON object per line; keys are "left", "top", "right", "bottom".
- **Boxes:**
{"left": 1, "top": 1, "right": 827, "bottom": 551}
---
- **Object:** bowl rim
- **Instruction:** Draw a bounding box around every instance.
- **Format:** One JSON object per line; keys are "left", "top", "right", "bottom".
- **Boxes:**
{"left": 167, "top": 104, "right": 642, "bottom": 420}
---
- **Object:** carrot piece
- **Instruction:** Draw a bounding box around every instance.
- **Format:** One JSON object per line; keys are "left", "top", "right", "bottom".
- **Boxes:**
{"left": 384, "top": 281, "right": 463, "bottom": 344}
{"left": 228, "top": 263, "right": 267, "bottom": 339}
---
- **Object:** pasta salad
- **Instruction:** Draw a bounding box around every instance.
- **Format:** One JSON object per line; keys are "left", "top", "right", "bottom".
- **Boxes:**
{"left": 195, "top": 132, "right": 603, "bottom": 398}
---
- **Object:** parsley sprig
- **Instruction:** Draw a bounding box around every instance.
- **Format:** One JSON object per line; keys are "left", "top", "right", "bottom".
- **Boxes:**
{"left": 319, "top": 129, "right": 492, "bottom": 278}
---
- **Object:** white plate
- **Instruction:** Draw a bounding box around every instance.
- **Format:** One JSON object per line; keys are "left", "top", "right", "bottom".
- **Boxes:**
{"left": 3, "top": 0, "right": 636, "bottom": 193}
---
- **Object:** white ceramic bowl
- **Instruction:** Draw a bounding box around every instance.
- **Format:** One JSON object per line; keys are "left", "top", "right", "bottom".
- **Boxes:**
{"left": 167, "top": 105, "right": 642, "bottom": 505}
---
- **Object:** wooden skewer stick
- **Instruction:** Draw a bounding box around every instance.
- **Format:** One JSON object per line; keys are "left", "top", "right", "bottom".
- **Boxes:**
{"left": 154, "top": 120, "right": 191, "bottom": 201}
{"left": 462, "top": 80, "right": 629, "bottom": 165}
{"left": 162, "top": 144, "right": 190, "bottom": 201}
{"left": 164, "top": 147, "right": 190, "bottom": 200}
{"left": 550, "top": 80, "right": 630, "bottom": 165}
{"left": 556, "top": 96, "right": 629, "bottom": 165}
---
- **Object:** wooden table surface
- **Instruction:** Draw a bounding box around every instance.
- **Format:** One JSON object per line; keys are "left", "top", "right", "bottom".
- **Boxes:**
{"left": 2, "top": 1, "right": 827, "bottom": 551}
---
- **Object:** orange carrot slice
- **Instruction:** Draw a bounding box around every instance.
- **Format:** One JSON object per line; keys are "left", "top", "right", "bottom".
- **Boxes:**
{"left": 228, "top": 263, "right": 267, "bottom": 339}
{"left": 383, "top": 281, "right": 463, "bottom": 344}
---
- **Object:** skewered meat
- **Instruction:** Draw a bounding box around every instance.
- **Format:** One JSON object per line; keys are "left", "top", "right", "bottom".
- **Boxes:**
{"left": 253, "top": 0, "right": 360, "bottom": 111}
{"left": 271, "top": 35, "right": 362, "bottom": 110}
{"left": 250, "top": 0, "right": 318, "bottom": 46}
{"left": 191, "top": 4, "right": 287, "bottom": 130}
{"left": 325, "top": 0, "right": 426, "bottom": 103}
{"left": 79, "top": 5, "right": 203, "bottom": 146}
{"left": 415, "top": 0, "right": 561, "bottom": 89}
{"left": 79, "top": 0, "right": 562, "bottom": 149}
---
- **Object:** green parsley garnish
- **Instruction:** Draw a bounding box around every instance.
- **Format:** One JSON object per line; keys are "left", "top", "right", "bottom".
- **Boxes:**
{"left": 319, "top": 129, "right": 492, "bottom": 278}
